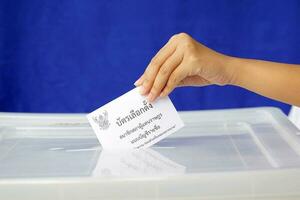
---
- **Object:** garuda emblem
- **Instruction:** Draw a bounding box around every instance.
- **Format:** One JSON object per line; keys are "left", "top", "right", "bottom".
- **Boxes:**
{"left": 93, "top": 110, "right": 110, "bottom": 130}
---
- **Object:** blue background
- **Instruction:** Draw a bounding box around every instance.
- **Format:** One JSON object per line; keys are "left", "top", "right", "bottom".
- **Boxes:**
{"left": 0, "top": 0, "right": 299, "bottom": 114}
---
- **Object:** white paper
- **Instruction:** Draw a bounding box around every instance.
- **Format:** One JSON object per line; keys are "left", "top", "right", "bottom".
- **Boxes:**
{"left": 87, "top": 87, "right": 184, "bottom": 149}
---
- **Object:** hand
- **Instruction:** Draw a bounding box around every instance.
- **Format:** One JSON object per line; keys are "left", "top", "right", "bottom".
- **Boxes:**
{"left": 134, "top": 33, "right": 235, "bottom": 102}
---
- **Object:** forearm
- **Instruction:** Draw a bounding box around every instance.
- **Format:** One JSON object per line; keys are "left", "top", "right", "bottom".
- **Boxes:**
{"left": 228, "top": 57, "right": 300, "bottom": 106}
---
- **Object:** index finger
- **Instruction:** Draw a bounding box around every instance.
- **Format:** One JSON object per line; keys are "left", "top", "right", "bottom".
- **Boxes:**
{"left": 138, "top": 36, "right": 178, "bottom": 95}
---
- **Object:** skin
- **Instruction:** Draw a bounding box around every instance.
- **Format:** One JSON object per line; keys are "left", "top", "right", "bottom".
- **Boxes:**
{"left": 134, "top": 33, "right": 300, "bottom": 107}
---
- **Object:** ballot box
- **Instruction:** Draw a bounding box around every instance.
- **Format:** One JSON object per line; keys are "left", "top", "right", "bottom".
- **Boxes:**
{"left": 0, "top": 107, "right": 300, "bottom": 200}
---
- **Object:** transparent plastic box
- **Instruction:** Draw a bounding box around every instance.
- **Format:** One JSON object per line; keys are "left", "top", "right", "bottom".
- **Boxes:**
{"left": 0, "top": 107, "right": 300, "bottom": 200}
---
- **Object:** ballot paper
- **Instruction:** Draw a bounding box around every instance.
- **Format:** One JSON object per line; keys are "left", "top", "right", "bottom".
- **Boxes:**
{"left": 87, "top": 87, "right": 184, "bottom": 149}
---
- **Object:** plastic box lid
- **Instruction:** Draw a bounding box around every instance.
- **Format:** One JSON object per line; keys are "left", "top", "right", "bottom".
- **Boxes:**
{"left": 0, "top": 107, "right": 300, "bottom": 200}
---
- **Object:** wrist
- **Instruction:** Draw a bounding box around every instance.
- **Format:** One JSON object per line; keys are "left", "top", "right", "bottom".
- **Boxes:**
{"left": 222, "top": 56, "right": 244, "bottom": 86}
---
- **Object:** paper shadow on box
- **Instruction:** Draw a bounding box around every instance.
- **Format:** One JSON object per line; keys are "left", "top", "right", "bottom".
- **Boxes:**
{"left": 92, "top": 148, "right": 186, "bottom": 177}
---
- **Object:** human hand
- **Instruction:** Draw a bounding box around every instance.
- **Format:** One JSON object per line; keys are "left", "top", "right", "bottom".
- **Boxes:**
{"left": 134, "top": 33, "right": 235, "bottom": 102}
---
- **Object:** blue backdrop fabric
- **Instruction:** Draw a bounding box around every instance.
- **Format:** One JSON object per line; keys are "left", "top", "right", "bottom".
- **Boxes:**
{"left": 0, "top": 0, "right": 299, "bottom": 114}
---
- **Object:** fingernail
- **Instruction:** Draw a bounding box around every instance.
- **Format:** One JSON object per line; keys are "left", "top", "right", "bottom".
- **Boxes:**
{"left": 147, "top": 93, "right": 155, "bottom": 102}
{"left": 134, "top": 78, "right": 142, "bottom": 86}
